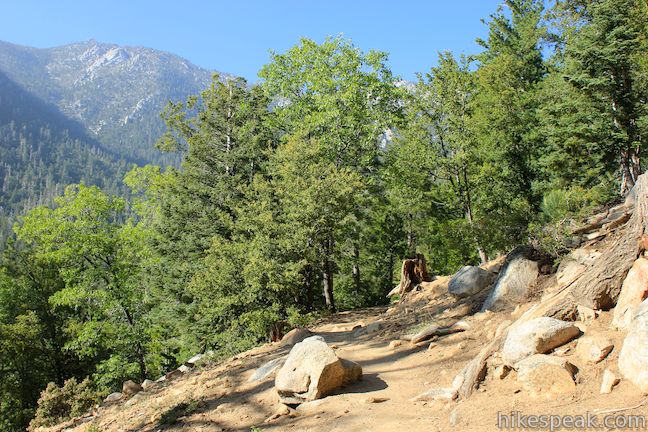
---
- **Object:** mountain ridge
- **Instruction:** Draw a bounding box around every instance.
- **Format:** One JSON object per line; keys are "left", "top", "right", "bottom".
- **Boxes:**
{"left": 0, "top": 39, "right": 229, "bottom": 165}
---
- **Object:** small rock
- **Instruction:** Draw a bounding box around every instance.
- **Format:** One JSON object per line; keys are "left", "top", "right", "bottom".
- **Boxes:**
{"left": 165, "top": 369, "right": 184, "bottom": 381}
{"left": 577, "top": 305, "right": 598, "bottom": 322}
{"left": 474, "top": 311, "right": 494, "bottom": 321}
{"left": 428, "top": 342, "right": 438, "bottom": 350}
{"left": 449, "top": 408, "right": 460, "bottom": 426}
{"left": 453, "top": 320, "right": 471, "bottom": 330}
{"left": 141, "top": 379, "right": 156, "bottom": 390}
{"left": 124, "top": 392, "right": 146, "bottom": 408}
{"left": 280, "top": 328, "right": 314, "bottom": 347}
{"left": 389, "top": 340, "right": 402, "bottom": 349}
{"left": 501, "top": 317, "right": 581, "bottom": 365}
{"left": 451, "top": 374, "right": 464, "bottom": 391}
{"left": 122, "top": 380, "right": 142, "bottom": 396}
{"left": 576, "top": 336, "right": 614, "bottom": 364}
{"left": 411, "top": 388, "right": 457, "bottom": 402}
{"left": 515, "top": 354, "right": 577, "bottom": 396}
{"left": 600, "top": 369, "right": 620, "bottom": 394}
{"left": 493, "top": 365, "right": 511, "bottom": 380}
{"left": 177, "top": 364, "right": 192, "bottom": 373}
{"left": 264, "top": 404, "right": 292, "bottom": 423}
{"left": 103, "top": 392, "right": 123, "bottom": 404}
{"left": 186, "top": 354, "right": 204, "bottom": 366}
{"left": 365, "top": 320, "right": 384, "bottom": 335}
{"left": 248, "top": 357, "right": 286, "bottom": 382}
{"left": 364, "top": 396, "right": 390, "bottom": 404}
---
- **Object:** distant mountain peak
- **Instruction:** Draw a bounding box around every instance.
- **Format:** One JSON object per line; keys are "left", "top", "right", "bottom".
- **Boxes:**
{"left": 0, "top": 39, "right": 228, "bottom": 165}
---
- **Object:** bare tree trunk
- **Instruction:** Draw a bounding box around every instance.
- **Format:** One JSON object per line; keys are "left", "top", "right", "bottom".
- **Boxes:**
{"left": 303, "top": 263, "right": 314, "bottom": 311}
{"left": 322, "top": 237, "right": 335, "bottom": 311}
{"left": 466, "top": 204, "right": 487, "bottom": 264}
{"left": 353, "top": 244, "right": 361, "bottom": 293}
{"left": 407, "top": 213, "right": 416, "bottom": 257}
{"left": 385, "top": 250, "right": 395, "bottom": 292}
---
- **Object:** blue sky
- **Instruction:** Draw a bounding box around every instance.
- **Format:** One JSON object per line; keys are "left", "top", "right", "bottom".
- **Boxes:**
{"left": 1, "top": 1, "right": 502, "bottom": 82}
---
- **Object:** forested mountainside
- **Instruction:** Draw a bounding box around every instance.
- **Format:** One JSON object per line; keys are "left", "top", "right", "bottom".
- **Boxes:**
{"left": 0, "top": 39, "right": 218, "bottom": 165}
{"left": 0, "top": 70, "right": 129, "bottom": 246}
{"left": 0, "top": 0, "right": 646, "bottom": 430}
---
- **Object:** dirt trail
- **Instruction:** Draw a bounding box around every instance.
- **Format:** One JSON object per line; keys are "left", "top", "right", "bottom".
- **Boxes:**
{"left": 44, "top": 279, "right": 648, "bottom": 432}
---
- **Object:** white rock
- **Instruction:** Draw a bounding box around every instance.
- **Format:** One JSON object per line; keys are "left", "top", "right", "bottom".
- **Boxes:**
{"left": 515, "top": 354, "right": 577, "bottom": 395}
{"left": 448, "top": 266, "right": 495, "bottom": 298}
{"left": 186, "top": 353, "right": 204, "bottom": 366}
{"left": 600, "top": 369, "right": 620, "bottom": 394}
{"left": 618, "top": 300, "right": 648, "bottom": 392}
{"left": 275, "top": 336, "right": 362, "bottom": 404}
{"left": 248, "top": 357, "right": 286, "bottom": 382}
{"left": 389, "top": 340, "right": 402, "bottom": 349}
{"left": 482, "top": 248, "right": 540, "bottom": 312}
{"left": 411, "top": 387, "right": 457, "bottom": 402}
{"left": 501, "top": 317, "right": 581, "bottom": 365}
{"left": 141, "top": 379, "right": 156, "bottom": 390}
{"left": 612, "top": 258, "right": 648, "bottom": 330}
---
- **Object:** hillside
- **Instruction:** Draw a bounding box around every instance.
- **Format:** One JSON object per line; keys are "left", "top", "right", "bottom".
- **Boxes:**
{"left": 0, "top": 39, "right": 222, "bottom": 165}
{"left": 34, "top": 192, "right": 648, "bottom": 431}
{"left": 0, "top": 70, "right": 129, "bottom": 245}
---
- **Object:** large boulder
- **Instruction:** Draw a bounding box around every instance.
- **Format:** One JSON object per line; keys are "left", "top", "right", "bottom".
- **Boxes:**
{"left": 611, "top": 257, "right": 648, "bottom": 330}
{"left": 448, "top": 266, "right": 495, "bottom": 298}
{"left": 515, "top": 354, "right": 577, "bottom": 396}
{"left": 501, "top": 317, "right": 581, "bottom": 365}
{"left": 275, "top": 336, "right": 362, "bottom": 404}
{"left": 618, "top": 299, "right": 648, "bottom": 392}
{"left": 481, "top": 247, "right": 542, "bottom": 312}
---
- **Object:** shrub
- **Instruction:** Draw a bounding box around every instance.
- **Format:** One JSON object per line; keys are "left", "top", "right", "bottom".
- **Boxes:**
{"left": 30, "top": 378, "right": 101, "bottom": 429}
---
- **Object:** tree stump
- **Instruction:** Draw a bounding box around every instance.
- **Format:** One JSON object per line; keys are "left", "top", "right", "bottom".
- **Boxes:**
{"left": 387, "top": 253, "right": 431, "bottom": 301}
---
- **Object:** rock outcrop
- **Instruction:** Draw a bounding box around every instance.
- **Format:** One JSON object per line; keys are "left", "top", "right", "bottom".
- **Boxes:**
{"left": 275, "top": 336, "right": 362, "bottom": 404}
